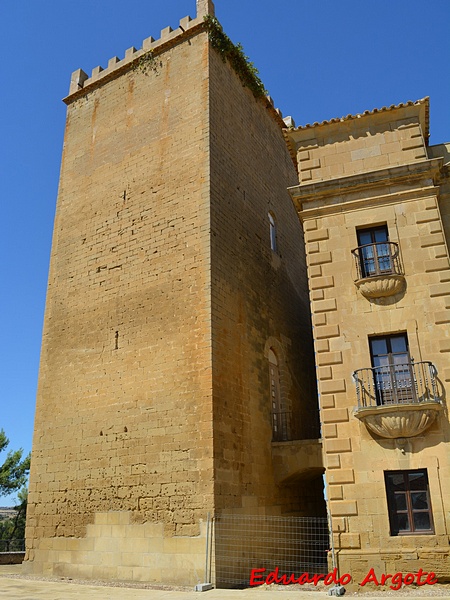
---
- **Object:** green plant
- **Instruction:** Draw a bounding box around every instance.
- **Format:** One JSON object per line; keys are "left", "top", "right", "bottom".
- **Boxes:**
{"left": 0, "top": 488, "right": 27, "bottom": 542}
{"left": 203, "top": 15, "right": 267, "bottom": 99}
{"left": 0, "top": 430, "right": 30, "bottom": 496}
{"left": 134, "top": 50, "right": 160, "bottom": 75}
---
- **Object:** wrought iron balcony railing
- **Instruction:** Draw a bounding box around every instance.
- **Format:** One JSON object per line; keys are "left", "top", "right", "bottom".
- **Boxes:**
{"left": 272, "top": 409, "right": 321, "bottom": 442}
{"left": 352, "top": 361, "right": 439, "bottom": 409}
{"left": 352, "top": 241, "right": 403, "bottom": 280}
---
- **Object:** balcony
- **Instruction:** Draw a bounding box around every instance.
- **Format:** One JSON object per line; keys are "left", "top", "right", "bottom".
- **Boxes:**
{"left": 271, "top": 410, "right": 323, "bottom": 484}
{"left": 351, "top": 241, "right": 405, "bottom": 299}
{"left": 352, "top": 361, "right": 442, "bottom": 438}
{"left": 272, "top": 410, "right": 320, "bottom": 442}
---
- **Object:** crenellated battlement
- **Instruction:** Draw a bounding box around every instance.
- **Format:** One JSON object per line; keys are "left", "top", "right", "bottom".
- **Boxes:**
{"left": 64, "top": 0, "right": 285, "bottom": 129}
{"left": 65, "top": 0, "right": 215, "bottom": 102}
{"left": 66, "top": 15, "right": 202, "bottom": 102}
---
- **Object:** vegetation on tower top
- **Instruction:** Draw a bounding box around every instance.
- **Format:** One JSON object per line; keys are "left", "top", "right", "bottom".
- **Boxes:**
{"left": 203, "top": 15, "right": 267, "bottom": 99}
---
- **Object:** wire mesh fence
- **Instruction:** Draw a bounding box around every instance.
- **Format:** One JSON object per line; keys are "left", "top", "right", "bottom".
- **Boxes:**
{"left": 0, "top": 539, "right": 25, "bottom": 552}
{"left": 212, "top": 514, "right": 329, "bottom": 587}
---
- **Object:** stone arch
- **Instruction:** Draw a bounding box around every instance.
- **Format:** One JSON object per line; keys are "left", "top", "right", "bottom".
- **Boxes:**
{"left": 264, "top": 337, "right": 293, "bottom": 440}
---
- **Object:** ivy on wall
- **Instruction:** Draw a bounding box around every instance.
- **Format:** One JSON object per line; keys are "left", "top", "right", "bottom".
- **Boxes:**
{"left": 134, "top": 50, "right": 163, "bottom": 76}
{"left": 132, "top": 16, "right": 267, "bottom": 100}
{"left": 204, "top": 15, "right": 267, "bottom": 99}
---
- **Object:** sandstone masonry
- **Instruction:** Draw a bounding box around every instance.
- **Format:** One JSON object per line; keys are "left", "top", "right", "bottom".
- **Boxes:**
{"left": 26, "top": 0, "right": 450, "bottom": 588}
{"left": 25, "top": 0, "right": 323, "bottom": 585}
{"left": 286, "top": 98, "right": 450, "bottom": 583}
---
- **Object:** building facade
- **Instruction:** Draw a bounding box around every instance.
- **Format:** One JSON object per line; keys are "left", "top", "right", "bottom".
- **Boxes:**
{"left": 25, "top": 0, "right": 450, "bottom": 588}
{"left": 286, "top": 98, "right": 450, "bottom": 582}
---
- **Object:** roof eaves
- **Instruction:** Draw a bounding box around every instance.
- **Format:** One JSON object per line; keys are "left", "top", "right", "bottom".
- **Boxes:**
{"left": 286, "top": 97, "right": 430, "bottom": 144}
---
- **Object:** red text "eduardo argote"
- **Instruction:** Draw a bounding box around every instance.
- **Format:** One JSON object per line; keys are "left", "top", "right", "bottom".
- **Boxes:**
{"left": 250, "top": 567, "right": 437, "bottom": 591}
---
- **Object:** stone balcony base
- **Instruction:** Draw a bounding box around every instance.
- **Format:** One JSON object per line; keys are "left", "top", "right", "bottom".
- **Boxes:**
{"left": 355, "top": 273, "right": 406, "bottom": 299}
{"left": 271, "top": 438, "right": 323, "bottom": 484}
{"left": 354, "top": 401, "right": 443, "bottom": 438}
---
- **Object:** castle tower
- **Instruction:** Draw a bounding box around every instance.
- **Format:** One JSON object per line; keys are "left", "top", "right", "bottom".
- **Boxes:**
{"left": 25, "top": 1, "right": 323, "bottom": 584}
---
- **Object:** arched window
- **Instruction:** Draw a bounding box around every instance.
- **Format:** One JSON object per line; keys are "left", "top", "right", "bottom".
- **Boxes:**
{"left": 269, "top": 348, "right": 285, "bottom": 440}
{"left": 268, "top": 212, "right": 277, "bottom": 253}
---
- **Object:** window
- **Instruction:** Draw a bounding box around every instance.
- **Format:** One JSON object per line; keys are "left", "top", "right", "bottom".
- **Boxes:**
{"left": 268, "top": 212, "right": 277, "bottom": 253}
{"left": 385, "top": 470, "right": 434, "bottom": 535}
{"left": 269, "top": 349, "right": 286, "bottom": 441}
{"left": 357, "top": 225, "right": 392, "bottom": 277}
{"left": 369, "top": 333, "right": 414, "bottom": 405}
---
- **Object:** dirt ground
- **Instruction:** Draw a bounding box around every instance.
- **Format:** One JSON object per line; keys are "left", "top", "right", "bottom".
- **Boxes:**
{"left": 1, "top": 564, "right": 450, "bottom": 598}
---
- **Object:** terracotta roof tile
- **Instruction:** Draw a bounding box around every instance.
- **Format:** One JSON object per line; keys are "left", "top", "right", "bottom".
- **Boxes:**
{"left": 286, "top": 97, "right": 430, "bottom": 143}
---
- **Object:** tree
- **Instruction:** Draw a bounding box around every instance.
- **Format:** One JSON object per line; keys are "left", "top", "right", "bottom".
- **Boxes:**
{"left": 0, "top": 431, "right": 30, "bottom": 546}
{"left": 0, "top": 488, "right": 28, "bottom": 552}
{"left": 0, "top": 488, "right": 28, "bottom": 544}
{"left": 0, "top": 429, "right": 30, "bottom": 497}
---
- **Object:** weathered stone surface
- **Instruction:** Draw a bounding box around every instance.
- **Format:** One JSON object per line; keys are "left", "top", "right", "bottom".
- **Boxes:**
{"left": 288, "top": 99, "right": 450, "bottom": 581}
{"left": 26, "top": 15, "right": 323, "bottom": 586}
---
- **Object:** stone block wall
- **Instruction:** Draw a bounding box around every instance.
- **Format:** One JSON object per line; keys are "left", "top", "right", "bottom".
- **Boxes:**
{"left": 26, "top": 28, "right": 214, "bottom": 584}
{"left": 26, "top": 11, "right": 324, "bottom": 584}
{"left": 287, "top": 101, "right": 450, "bottom": 582}
{"left": 29, "top": 511, "right": 207, "bottom": 583}
{"left": 304, "top": 193, "right": 450, "bottom": 581}
{"left": 294, "top": 100, "right": 429, "bottom": 183}
{"left": 208, "top": 45, "right": 322, "bottom": 517}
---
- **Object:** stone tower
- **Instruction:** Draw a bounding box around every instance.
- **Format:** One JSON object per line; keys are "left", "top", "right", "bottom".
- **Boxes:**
{"left": 25, "top": 1, "right": 323, "bottom": 584}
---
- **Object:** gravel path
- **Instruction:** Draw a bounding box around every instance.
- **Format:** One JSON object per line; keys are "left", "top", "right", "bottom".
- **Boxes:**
{"left": 2, "top": 572, "right": 450, "bottom": 597}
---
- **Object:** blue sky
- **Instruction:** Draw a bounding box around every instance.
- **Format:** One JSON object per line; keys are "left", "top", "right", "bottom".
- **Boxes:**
{"left": 1, "top": 0, "right": 449, "bottom": 506}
